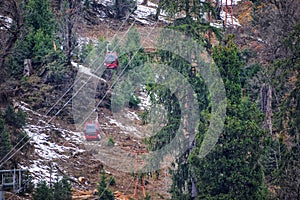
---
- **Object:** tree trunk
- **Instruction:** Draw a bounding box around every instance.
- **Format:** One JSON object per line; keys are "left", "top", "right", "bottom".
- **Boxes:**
{"left": 185, "top": 0, "right": 190, "bottom": 18}
{"left": 261, "top": 83, "right": 273, "bottom": 135}
{"left": 155, "top": 0, "right": 162, "bottom": 21}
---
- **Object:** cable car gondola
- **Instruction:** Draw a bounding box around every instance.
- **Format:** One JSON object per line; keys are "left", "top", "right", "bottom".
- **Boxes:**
{"left": 83, "top": 122, "right": 101, "bottom": 141}
{"left": 104, "top": 44, "right": 118, "bottom": 69}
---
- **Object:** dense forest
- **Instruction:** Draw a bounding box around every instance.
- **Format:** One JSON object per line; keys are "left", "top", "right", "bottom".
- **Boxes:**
{"left": 0, "top": 0, "right": 299, "bottom": 199}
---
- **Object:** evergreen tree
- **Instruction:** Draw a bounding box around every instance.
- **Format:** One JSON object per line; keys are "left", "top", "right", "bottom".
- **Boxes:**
{"left": 156, "top": 0, "right": 221, "bottom": 48}
{"left": 53, "top": 177, "right": 72, "bottom": 200}
{"left": 186, "top": 36, "right": 268, "bottom": 199}
{"left": 0, "top": 115, "right": 12, "bottom": 160}
{"left": 121, "top": 27, "right": 146, "bottom": 72}
{"left": 271, "top": 22, "right": 300, "bottom": 199}
{"left": 145, "top": 24, "right": 210, "bottom": 199}
{"left": 4, "top": 105, "right": 26, "bottom": 128}
{"left": 97, "top": 171, "right": 114, "bottom": 200}
{"left": 5, "top": 0, "right": 59, "bottom": 75}
{"left": 23, "top": 0, "right": 56, "bottom": 63}
{"left": 33, "top": 181, "right": 53, "bottom": 200}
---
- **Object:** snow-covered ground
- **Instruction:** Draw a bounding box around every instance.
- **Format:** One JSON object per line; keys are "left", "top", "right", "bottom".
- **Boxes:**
{"left": 19, "top": 102, "right": 85, "bottom": 184}
{"left": 0, "top": 15, "right": 13, "bottom": 30}
{"left": 92, "top": 0, "right": 241, "bottom": 27}
{"left": 220, "top": 9, "right": 241, "bottom": 27}
{"left": 133, "top": 0, "right": 169, "bottom": 24}
{"left": 71, "top": 61, "right": 107, "bottom": 82}
{"left": 221, "top": 0, "right": 242, "bottom": 5}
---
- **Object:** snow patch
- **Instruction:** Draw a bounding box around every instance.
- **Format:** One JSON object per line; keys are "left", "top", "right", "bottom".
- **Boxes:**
{"left": 0, "top": 15, "right": 13, "bottom": 30}
{"left": 71, "top": 61, "right": 107, "bottom": 82}
{"left": 19, "top": 103, "right": 85, "bottom": 183}
{"left": 220, "top": 0, "right": 242, "bottom": 5}
{"left": 220, "top": 9, "right": 241, "bottom": 27}
{"left": 133, "top": 1, "right": 170, "bottom": 24}
{"left": 138, "top": 90, "right": 151, "bottom": 111}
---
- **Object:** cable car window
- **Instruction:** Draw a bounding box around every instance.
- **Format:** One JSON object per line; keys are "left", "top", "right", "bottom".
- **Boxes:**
{"left": 85, "top": 124, "right": 97, "bottom": 133}
{"left": 105, "top": 53, "right": 117, "bottom": 64}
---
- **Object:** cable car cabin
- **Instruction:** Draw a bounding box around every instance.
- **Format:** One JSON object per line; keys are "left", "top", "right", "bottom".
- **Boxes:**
{"left": 83, "top": 122, "right": 101, "bottom": 141}
{"left": 104, "top": 51, "right": 118, "bottom": 69}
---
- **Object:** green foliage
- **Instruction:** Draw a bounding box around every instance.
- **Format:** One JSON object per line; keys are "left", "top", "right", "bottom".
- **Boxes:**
{"left": 146, "top": 86, "right": 181, "bottom": 151}
{"left": 4, "top": 105, "right": 16, "bottom": 126}
{"left": 79, "top": 40, "right": 95, "bottom": 63}
{"left": 5, "top": 0, "right": 61, "bottom": 76}
{"left": 4, "top": 105, "right": 26, "bottom": 128}
{"left": 270, "top": 22, "right": 300, "bottom": 199}
{"left": 185, "top": 36, "right": 268, "bottom": 199}
{"left": 159, "top": 0, "right": 213, "bottom": 19}
{"left": 44, "top": 59, "right": 70, "bottom": 85}
{"left": 157, "top": 0, "right": 221, "bottom": 49}
{"left": 172, "top": 17, "right": 222, "bottom": 49}
{"left": 129, "top": 95, "right": 141, "bottom": 109}
{"left": 145, "top": 193, "right": 151, "bottom": 200}
{"left": 124, "top": 28, "right": 141, "bottom": 53}
{"left": 97, "top": 171, "right": 114, "bottom": 200}
{"left": 0, "top": 115, "right": 12, "bottom": 160}
{"left": 212, "top": 35, "right": 243, "bottom": 104}
{"left": 168, "top": 34, "right": 268, "bottom": 199}
{"left": 22, "top": 174, "right": 35, "bottom": 194}
{"left": 119, "top": 28, "right": 147, "bottom": 72}
{"left": 33, "top": 181, "right": 53, "bottom": 200}
{"left": 139, "top": 110, "right": 149, "bottom": 125}
{"left": 33, "top": 178, "right": 72, "bottom": 200}
{"left": 240, "top": 63, "right": 260, "bottom": 91}
{"left": 190, "top": 102, "right": 268, "bottom": 199}
{"left": 108, "top": 176, "right": 116, "bottom": 186}
{"left": 25, "top": 0, "right": 55, "bottom": 34}
{"left": 15, "top": 130, "right": 30, "bottom": 148}
{"left": 107, "top": 137, "right": 115, "bottom": 146}
{"left": 53, "top": 177, "right": 72, "bottom": 200}
{"left": 23, "top": 0, "right": 56, "bottom": 65}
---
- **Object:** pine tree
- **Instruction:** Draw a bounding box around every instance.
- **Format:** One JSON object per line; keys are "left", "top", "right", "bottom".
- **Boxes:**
{"left": 186, "top": 36, "right": 268, "bottom": 199}
{"left": 0, "top": 115, "right": 12, "bottom": 160}
{"left": 5, "top": 0, "right": 58, "bottom": 75}
{"left": 4, "top": 105, "right": 16, "bottom": 126}
{"left": 121, "top": 27, "right": 146, "bottom": 72}
{"left": 4, "top": 105, "right": 26, "bottom": 128}
{"left": 53, "top": 177, "right": 72, "bottom": 200}
{"left": 97, "top": 171, "right": 114, "bottom": 200}
{"left": 156, "top": 0, "right": 221, "bottom": 48}
{"left": 272, "top": 22, "right": 300, "bottom": 199}
{"left": 33, "top": 181, "right": 53, "bottom": 200}
{"left": 24, "top": 0, "right": 56, "bottom": 63}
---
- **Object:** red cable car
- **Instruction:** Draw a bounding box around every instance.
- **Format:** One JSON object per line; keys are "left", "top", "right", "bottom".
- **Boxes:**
{"left": 104, "top": 51, "right": 118, "bottom": 69}
{"left": 83, "top": 122, "right": 101, "bottom": 141}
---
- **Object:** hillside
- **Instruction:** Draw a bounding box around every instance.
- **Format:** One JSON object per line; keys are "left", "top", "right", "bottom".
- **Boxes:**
{"left": 1, "top": 0, "right": 299, "bottom": 200}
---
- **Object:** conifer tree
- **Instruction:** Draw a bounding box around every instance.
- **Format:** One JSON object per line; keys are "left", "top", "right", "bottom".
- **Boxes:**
{"left": 0, "top": 115, "right": 12, "bottom": 160}
{"left": 121, "top": 27, "right": 146, "bottom": 72}
{"left": 6, "top": 0, "right": 58, "bottom": 75}
{"left": 53, "top": 177, "right": 72, "bottom": 200}
{"left": 186, "top": 36, "right": 268, "bottom": 199}
{"left": 24, "top": 0, "right": 56, "bottom": 63}
{"left": 156, "top": 0, "right": 221, "bottom": 47}
{"left": 4, "top": 105, "right": 26, "bottom": 129}
{"left": 97, "top": 171, "right": 114, "bottom": 200}
{"left": 33, "top": 181, "right": 53, "bottom": 200}
{"left": 272, "top": 23, "right": 300, "bottom": 199}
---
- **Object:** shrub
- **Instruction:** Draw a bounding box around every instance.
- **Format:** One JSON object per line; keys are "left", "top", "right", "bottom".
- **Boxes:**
{"left": 107, "top": 137, "right": 115, "bottom": 146}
